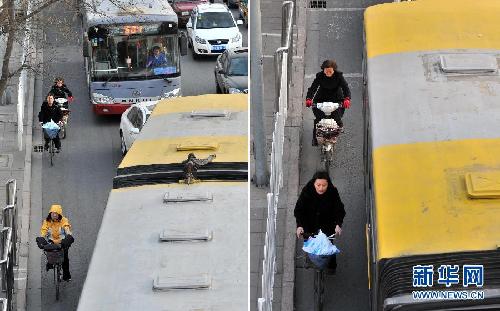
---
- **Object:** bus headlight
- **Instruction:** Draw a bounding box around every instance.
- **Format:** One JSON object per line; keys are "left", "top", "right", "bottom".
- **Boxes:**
{"left": 231, "top": 33, "right": 241, "bottom": 43}
{"left": 228, "top": 88, "right": 242, "bottom": 94}
{"left": 195, "top": 36, "right": 206, "bottom": 44}
{"left": 91, "top": 93, "right": 113, "bottom": 104}
{"left": 162, "top": 88, "right": 181, "bottom": 99}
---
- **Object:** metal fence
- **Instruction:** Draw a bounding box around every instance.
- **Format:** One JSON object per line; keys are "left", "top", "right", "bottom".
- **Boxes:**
{"left": 258, "top": 2, "right": 295, "bottom": 310}
{"left": 0, "top": 179, "right": 18, "bottom": 311}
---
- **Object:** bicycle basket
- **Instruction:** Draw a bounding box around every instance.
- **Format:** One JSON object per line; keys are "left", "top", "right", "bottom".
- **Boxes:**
{"left": 307, "top": 253, "right": 333, "bottom": 270}
{"left": 316, "top": 119, "right": 340, "bottom": 144}
{"left": 45, "top": 249, "right": 64, "bottom": 264}
{"left": 42, "top": 122, "right": 60, "bottom": 139}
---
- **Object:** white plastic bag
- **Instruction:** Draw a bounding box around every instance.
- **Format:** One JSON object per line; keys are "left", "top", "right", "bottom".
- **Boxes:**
{"left": 302, "top": 230, "right": 340, "bottom": 256}
{"left": 42, "top": 120, "right": 60, "bottom": 139}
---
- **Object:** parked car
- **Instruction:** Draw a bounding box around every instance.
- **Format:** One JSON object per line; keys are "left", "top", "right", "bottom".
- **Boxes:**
{"left": 186, "top": 3, "right": 243, "bottom": 59}
{"left": 214, "top": 47, "right": 248, "bottom": 94}
{"left": 171, "top": 0, "right": 208, "bottom": 28}
{"left": 119, "top": 101, "right": 157, "bottom": 155}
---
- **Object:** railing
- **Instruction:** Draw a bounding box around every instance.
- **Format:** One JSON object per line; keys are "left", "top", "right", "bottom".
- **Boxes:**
{"left": 258, "top": 2, "right": 295, "bottom": 311}
{"left": 4, "top": 179, "right": 17, "bottom": 267}
{"left": 0, "top": 298, "right": 7, "bottom": 311}
{"left": 0, "top": 179, "right": 18, "bottom": 311}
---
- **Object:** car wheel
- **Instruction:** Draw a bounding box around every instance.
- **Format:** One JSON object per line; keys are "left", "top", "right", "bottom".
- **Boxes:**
{"left": 188, "top": 38, "right": 192, "bottom": 49}
{"left": 120, "top": 131, "right": 127, "bottom": 156}
{"left": 216, "top": 82, "right": 222, "bottom": 94}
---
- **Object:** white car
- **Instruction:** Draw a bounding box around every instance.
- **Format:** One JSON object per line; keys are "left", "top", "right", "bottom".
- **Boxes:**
{"left": 186, "top": 3, "right": 243, "bottom": 59}
{"left": 119, "top": 101, "right": 157, "bottom": 155}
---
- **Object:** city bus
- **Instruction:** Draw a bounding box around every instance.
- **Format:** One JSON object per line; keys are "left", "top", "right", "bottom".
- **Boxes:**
{"left": 363, "top": 0, "right": 500, "bottom": 310}
{"left": 77, "top": 94, "right": 248, "bottom": 310}
{"left": 82, "top": 0, "right": 187, "bottom": 115}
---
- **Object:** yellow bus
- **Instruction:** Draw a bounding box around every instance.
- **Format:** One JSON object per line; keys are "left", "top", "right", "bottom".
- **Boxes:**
{"left": 78, "top": 94, "right": 248, "bottom": 310}
{"left": 363, "top": 1, "right": 500, "bottom": 310}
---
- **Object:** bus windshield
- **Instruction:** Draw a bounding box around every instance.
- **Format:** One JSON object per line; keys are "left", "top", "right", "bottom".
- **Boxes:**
{"left": 89, "top": 25, "right": 180, "bottom": 81}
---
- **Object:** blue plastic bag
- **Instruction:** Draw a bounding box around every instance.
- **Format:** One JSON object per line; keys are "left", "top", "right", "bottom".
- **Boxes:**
{"left": 302, "top": 230, "right": 340, "bottom": 256}
{"left": 42, "top": 120, "right": 60, "bottom": 139}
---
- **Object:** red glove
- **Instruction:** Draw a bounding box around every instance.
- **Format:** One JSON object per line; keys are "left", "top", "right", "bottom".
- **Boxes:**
{"left": 343, "top": 97, "right": 351, "bottom": 109}
{"left": 68, "top": 96, "right": 74, "bottom": 103}
{"left": 305, "top": 98, "right": 313, "bottom": 107}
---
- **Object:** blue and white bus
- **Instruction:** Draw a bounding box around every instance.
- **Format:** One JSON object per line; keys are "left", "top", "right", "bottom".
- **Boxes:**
{"left": 82, "top": 0, "right": 186, "bottom": 115}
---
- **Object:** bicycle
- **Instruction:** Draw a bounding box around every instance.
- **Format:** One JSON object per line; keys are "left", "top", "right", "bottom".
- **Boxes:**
{"left": 42, "top": 125, "right": 61, "bottom": 167}
{"left": 54, "top": 98, "right": 71, "bottom": 139}
{"left": 43, "top": 243, "right": 64, "bottom": 301}
{"left": 301, "top": 232, "right": 337, "bottom": 311}
{"left": 312, "top": 102, "right": 343, "bottom": 170}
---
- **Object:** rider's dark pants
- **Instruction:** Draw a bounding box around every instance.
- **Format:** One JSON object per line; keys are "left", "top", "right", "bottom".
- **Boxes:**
{"left": 328, "top": 254, "right": 337, "bottom": 270}
{"left": 312, "top": 107, "right": 344, "bottom": 141}
{"left": 62, "top": 247, "right": 70, "bottom": 278}
{"left": 43, "top": 132, "right": 61, "bottom": 149}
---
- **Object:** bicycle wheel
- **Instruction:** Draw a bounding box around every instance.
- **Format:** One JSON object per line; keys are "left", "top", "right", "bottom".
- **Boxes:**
{"left": 325, "top": 148, "right": 334, "bottom": 170}
{"left": 55, "top": 265, "right": 61, "bottom": 301}
{"left": 314, "top": 269, "right": 325, "bottom": 311}
{"left": 49, "top": 140, "right": 55, "bottom": 166}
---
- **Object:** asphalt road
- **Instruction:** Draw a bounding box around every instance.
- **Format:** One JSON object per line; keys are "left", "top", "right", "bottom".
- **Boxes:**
{"left": 182, "top": 9, "right": 248, "bottom": 96}
{"left": 32, "top": 2, "right": 247, "bottom": 310}
{"left": 294, "top": 1, "right": 388, "bottom": 311}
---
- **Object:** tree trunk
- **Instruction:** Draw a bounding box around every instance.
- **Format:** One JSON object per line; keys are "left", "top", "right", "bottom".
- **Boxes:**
{"left": 0, "top": 0, "right": 15, "bottom": 101}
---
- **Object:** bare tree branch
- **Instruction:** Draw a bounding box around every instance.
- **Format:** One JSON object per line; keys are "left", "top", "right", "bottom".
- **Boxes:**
{"left": 0, "top": 0, "right": 16, "bottom": 97}
{"left": 18, "top": 0, "right": 61, "bottom": 23}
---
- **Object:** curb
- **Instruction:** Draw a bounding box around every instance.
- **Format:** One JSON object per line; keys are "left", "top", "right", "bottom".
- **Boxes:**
{"left": 16, "top": 25, "right": 39, "bottom": 311}
{"left": 17, "top": 67, "right": 34, "bottom": 311}
{"left": 280, "top": 0, "right": 308, "bottom": 310}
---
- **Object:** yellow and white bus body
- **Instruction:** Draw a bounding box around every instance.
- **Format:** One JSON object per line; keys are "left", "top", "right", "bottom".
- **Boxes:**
{"left": 364, "top": 1, "right": 500, "bottom": 310}
{"left": 77, "top": 94, "right": 248, "bottom": 310}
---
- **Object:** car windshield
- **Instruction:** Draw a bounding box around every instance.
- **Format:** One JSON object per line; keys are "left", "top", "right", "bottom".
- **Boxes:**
{"left": 229, "top": 56, "right": 248, "bottom": 76}
{"left": 89, "top": 27, "right": 179, "bottom": 81}
{"left": 196, "top": 12, "right": 235, "bottom": 29}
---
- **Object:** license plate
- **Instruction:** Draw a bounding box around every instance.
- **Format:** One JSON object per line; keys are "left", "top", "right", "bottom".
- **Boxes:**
{"left": 181, "top": 11, "right": 189, "bottom": 16}
{"left": 212, "top": 45, "right": 226, "bottom": 51}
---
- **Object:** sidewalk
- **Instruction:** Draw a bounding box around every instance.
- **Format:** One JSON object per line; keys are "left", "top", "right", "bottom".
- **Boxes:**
{"left": 0, "top": 31, "right": 37, "bottom": 310}
{"left": 250, "top": 0, "right": 308, "bottom": 310}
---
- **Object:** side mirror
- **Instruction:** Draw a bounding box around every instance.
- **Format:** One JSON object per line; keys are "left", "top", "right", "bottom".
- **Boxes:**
{"left": 237, "top": 20, "right": 244, "bottom": 25}
{"left": 179, "top": 33, "right": 188, "bottom": 56}
{"left": 83, "top": 39, "right": 90, "bottom": 57}
{"left": 130, "top": 128, "right": 140, "bottom": 135}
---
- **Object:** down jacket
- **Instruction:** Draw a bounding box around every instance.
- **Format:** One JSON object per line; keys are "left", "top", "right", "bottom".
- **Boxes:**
{"left": 40, "top": 204, "right": 72, "bottom": 245}
{"left": 294, "top": 178, "right": 346, "bottom": 236}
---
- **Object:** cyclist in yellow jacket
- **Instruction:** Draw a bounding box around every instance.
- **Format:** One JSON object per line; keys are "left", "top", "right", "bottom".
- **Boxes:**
{"left": 36, "top": 204, "right": 74, "bottom": 281}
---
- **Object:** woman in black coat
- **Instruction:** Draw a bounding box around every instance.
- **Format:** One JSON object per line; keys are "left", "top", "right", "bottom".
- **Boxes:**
{"left": 38, "top": 93, "right": 63, "bottom": 150}
{"left": 294, "top": 171, "right": 346, "bottom": 271}
{"left": 306, "top": 59, "right": 351, "bottom": 146}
